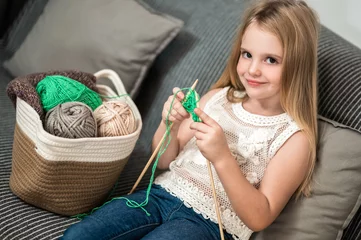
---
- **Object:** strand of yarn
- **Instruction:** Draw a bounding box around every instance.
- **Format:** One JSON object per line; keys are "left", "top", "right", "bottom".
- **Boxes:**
{"left": 45, "top": 101, "right": 97, "bottom": 138}
{"left": 120, "top": 88, "right": 201, "bottom": 213}
{"left": 94, "top": 101, "right": 136, "bottom": 137}
{"left": 72, "top": 87, "right": 200, "bottom": 219}
{"left": 36, "top": 75, "right": 102, "bottom": 112}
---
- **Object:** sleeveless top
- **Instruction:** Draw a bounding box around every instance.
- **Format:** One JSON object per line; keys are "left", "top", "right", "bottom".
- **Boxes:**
{"left": 154, "top": 87, "right": 300, "bottom": 239}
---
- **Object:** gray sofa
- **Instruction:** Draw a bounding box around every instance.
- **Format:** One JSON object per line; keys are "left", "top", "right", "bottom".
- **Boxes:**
{"left": 0, "top": 0, "right": 360, "bottom": 239}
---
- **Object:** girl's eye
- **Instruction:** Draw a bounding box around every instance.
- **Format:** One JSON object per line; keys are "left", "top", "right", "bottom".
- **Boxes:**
{"left": 266, "top": 57, "right": 277, "bottom": 64}
{"left": 242, "top": 52, "right": 252, "bottom": 59}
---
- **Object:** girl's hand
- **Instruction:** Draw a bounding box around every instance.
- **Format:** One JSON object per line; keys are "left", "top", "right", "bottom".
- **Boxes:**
{"left": 190, "top": 108, "right": 233, "bottom": 165}
{"left": 162, "top": 87, "right": 190, "bottom": 127}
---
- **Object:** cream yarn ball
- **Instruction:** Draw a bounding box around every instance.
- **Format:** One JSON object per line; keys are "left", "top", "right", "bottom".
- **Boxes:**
{"left": 94, "top": 101, "right": 136, "bottom": 137}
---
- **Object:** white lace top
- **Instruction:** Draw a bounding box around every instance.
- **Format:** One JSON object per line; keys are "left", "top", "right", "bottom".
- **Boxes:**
{"left": 154, "top": 87, "right": 300, "bottom": 240}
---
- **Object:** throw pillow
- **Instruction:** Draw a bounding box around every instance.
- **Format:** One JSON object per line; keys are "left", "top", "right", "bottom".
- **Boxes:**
{"left": 251, "top": 119, "right": 361, "bottom": 240}
{"left": 317, "top": 27, "right": 361, "bottom": 134}
{"left": 3, "top": 0, "right": 183, "bottom": 97}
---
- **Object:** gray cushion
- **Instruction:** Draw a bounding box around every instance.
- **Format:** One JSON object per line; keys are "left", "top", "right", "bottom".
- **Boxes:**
{"left": 251, "top": 119, "right": 361, "bottom": 240}
{"left": 139, "top": 0, "right": 361, "bottom": 239}
{"left": 317, "top": 27, "right": 361, "bottom": 134}
{"left": 3, "top": 0, "right": 183, "bottom": 97}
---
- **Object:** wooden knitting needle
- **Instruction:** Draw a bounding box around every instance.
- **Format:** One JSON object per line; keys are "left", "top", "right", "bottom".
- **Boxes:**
{"left": 206, "top": 162, "right": 225, "bottom": 240}
{"left": 128, "top": 79, "right": 199, "bottom": 195}
{"left": 195, "top": 94, "right": 225, "bottom": 240}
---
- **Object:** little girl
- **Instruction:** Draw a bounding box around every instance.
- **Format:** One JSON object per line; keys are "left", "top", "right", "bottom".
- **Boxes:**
{"left": 62, "top": 0, "right": 319, "bottom": 239}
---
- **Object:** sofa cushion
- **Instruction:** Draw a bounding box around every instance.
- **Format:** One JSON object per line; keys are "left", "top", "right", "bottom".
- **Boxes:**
{"left": 251, "top": 119, "right": 361, "bottom": 240}
{"left": 2, "top": 0, "right": 183, "bottom": 97}
{"left": 138, "top": 1, "right": 361, "bottom": 239}
{"left": 0, "top": 0, "right": 360, "bottom": 239}
{"left": 317, "top": 27, "right": 361, "bottom": 134}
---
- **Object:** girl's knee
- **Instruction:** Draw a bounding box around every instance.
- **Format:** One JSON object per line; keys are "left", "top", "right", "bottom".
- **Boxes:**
{"left": 61, "top": 218, "right": 102, "bottom": 240}
{"left": 61, "top": 223, "right": 84, "bottom": 240}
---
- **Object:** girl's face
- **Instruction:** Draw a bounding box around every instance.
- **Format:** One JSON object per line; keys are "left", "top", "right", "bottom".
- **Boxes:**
{"left": 237, "top": 22, "right": 284, "bottom": 105}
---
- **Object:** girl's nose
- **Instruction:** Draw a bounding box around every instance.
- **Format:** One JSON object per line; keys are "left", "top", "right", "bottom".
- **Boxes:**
{"left": 248, "top": 60, "right": 261, "bottom": 77}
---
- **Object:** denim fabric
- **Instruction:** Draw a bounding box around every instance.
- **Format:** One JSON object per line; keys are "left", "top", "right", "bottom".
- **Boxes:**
{"left": 61, "top": 185, "right": 232, "bottom": 240}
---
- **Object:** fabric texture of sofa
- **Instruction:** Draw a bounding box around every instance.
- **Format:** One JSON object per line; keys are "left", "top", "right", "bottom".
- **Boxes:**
{"left": 0, "top": 0, "right": 360, "bottom": 239}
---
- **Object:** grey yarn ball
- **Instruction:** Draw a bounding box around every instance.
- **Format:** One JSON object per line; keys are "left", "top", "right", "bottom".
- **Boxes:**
{"left": 45, "top": 101, "right": 97, "bottom": 139}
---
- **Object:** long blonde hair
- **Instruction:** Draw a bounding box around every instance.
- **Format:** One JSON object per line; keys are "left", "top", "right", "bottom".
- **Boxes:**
{"left": 212, "top": 0, "right": 319, "bottom": 198}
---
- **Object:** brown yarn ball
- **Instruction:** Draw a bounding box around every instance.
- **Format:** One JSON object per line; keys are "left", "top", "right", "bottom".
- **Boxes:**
{"left": 45, "top": 102, "right": 97, "bottom": 138}
{"left": 94, "top": 101, "right": 136, "bottom": 137}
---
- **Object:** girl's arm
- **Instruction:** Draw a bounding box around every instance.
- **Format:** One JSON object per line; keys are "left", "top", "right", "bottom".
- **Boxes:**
{"left": 155, "top": 88, "right": 221, "bottom": 169}
{"left": 192, "top": 109, "right": 310, "bottom": 232}
{"left": 217, "top": 132, "right": 309, "bottom": 231}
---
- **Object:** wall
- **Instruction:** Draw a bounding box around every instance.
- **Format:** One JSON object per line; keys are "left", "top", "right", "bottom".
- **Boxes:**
{"left": 307, "top": 0, "right": 361, "bottom": 49}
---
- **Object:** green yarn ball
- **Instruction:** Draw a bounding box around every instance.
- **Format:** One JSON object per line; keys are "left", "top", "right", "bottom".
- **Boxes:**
{"left": 36, "top": 75, "right": 102, "bottom": 112}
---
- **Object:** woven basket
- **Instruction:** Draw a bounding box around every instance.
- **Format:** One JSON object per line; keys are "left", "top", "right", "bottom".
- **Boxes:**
{"left": 9, "top": 69, "right": 142, "bottom": 216}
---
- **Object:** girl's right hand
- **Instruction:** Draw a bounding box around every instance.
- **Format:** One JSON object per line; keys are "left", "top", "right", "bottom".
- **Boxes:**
{"left": 162, "top": 87, "right": 190, "bottom": 126}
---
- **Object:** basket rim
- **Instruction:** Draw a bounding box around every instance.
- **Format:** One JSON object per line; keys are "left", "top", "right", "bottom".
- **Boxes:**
{"left": 16, "top": 85, "right": 142, "bottom": 144}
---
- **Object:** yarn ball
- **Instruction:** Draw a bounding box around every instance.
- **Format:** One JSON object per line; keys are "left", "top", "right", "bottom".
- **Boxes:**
{"left": 45, "top": 102, "right": 97, "bottom": 139}
{"left": 36, "top": 75, "right": 102, "bottom": 112}
{"left": 7, "top": 70, "right": 98, "bottom": 120}
{"left": 94, "top": 101, "right": 136, "bottom": 137}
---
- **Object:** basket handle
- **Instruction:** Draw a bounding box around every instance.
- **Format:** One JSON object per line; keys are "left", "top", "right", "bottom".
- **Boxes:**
{"left": 94, "top": 69, "right": 127, "bottom": 95}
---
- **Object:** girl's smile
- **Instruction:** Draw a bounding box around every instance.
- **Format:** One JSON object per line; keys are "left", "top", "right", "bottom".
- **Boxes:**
{"left": 246, "top": 79, "right": 266, "bottom": 87}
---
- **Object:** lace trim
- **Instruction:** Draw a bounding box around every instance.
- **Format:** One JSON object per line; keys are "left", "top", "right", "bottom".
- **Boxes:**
{"left": 155, "top": 173, "right": 254, "bottom": 240}
{"left": 232, "top": 102, "right": 291, "bottom": 126}
{"left": 204, "top": 86, "right": 292, "bottom": 126}
{"left": 155, "top": 86, "right": 301, "bottom": 240}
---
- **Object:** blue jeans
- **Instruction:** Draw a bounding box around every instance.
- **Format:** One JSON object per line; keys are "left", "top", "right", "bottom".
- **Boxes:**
{"left": 61, "top": 185, "right": 232, "bottom": 240}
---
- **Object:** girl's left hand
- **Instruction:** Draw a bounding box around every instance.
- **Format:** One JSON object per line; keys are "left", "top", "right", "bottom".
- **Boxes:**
{"left": 190, "top": 108, "right": 232, "bottom": 165}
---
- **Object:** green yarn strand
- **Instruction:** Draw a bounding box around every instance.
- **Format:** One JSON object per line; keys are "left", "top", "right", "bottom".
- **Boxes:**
{"left": 72, "top": 87, "right": 200, "bottom": 220}
{"left": 117, "top": 87, "right": 201, "bottom": 214}
{"left": 36, "top": 75, "right": 102, "bottom": 112}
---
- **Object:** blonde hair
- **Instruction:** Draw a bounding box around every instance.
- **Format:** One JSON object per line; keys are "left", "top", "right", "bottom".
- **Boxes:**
{"left": 212, "top": 0, "right": 319, "bottom": 198}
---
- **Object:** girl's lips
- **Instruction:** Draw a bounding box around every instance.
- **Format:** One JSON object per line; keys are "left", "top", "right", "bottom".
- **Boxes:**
{"left": 247, "top": 79, "right": 265, "bottom": 87}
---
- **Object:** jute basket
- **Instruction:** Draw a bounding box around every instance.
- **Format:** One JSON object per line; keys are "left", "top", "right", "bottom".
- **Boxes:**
{"left": 9, "top": 69, "right": 142, "bottom": 216}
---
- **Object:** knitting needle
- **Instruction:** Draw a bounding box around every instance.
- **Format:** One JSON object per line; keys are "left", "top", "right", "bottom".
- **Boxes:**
{"left": 195, "top": 94, "right": 225, "bottom": 240}
{"left": 128, "top": 79, "right": 199, "bottom": 195}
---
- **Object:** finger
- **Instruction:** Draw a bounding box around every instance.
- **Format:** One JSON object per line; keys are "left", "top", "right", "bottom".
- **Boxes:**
{"left": 173, "top": 87, "right": 185, "bottom": 101}
{"left": 194, "top": 131, "right": 205, "bottom": 140}
{"left": 163, "top": 111, "right": 180, "bottom": 124}
{"left": 171, "top": 109, "right": 184, "bottom": 122}
{"left": 168, "top": 116, "right": 179, "bottom": 123}
{"left": 194, "top": 108, "right": 216, "bottom": 126}
{"left": 163, "top": 102, "right": 172, "bottom": 116}
{"left": 163, "top": 109, "right": 172, "bottom": 121}
{"left": 173, "top": 102, "right": 190, "bottom": 118}
{"left": 190, "top": 122, "right": 209, "bottom": 134}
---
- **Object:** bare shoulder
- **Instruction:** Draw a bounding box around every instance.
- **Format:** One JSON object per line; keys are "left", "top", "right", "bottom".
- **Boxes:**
{"left": 258, "top": 130, "right": 310, "bottom": 222}
{"left": 263, "top": 130, "right": 310, "bottom": 186}
{"left": 283, "top": 130, "right": 310, "bottom": 153}
{"left": 198, "top": 88, "right": 223, "bottom": 109}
